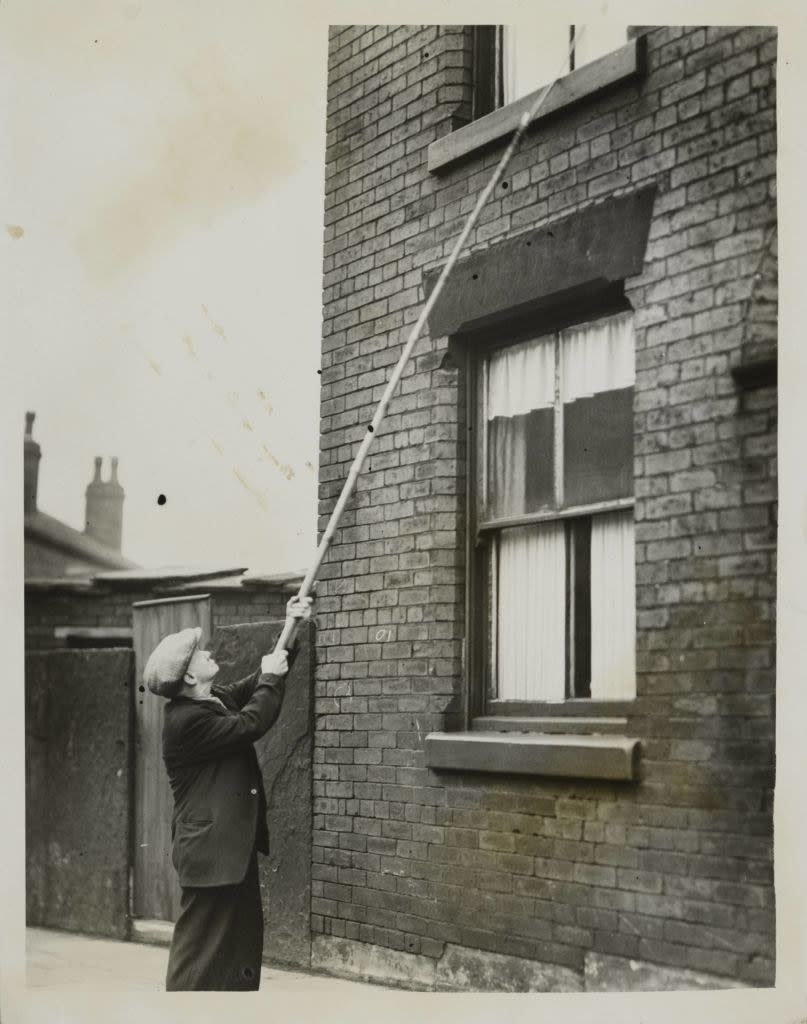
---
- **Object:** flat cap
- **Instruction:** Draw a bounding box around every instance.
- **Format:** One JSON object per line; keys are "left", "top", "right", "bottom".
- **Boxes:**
{"left": 144, "top": 626, "right": 202, "bottom": 697}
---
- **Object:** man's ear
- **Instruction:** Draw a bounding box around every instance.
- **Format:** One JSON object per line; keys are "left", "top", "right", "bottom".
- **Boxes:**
{"left": 183, "top": 670, "right": 195, "bottom": 687}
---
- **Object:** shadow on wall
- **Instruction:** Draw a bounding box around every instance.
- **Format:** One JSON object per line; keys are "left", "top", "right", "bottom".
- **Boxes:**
{"left": 26, "top": 648, "right": 135, "bottom": 939}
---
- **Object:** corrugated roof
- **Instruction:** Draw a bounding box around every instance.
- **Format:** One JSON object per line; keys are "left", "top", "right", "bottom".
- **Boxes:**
{"left": 163, "top": 570, "right": 306, "bottom": 593}
{"left": 93, "top": 565, "right": 248, "bottom": 586}
{"left": 25, "top": 565, "right": 307, "bottom": 594}
{"left": 240, "top": 570, "right": 307, "bottom": 589}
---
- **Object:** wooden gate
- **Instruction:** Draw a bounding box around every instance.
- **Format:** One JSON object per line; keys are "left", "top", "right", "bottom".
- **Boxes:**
{"left": 132, "top": 595, "right": 212, "bottom": 924}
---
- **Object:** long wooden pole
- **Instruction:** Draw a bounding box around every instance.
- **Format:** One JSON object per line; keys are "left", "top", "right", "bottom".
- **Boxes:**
{"left": 275, "top": 29, "right": 584, "bottom": 653}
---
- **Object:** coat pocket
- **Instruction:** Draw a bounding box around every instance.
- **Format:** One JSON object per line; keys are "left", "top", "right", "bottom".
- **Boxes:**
{"left": 171, "top": 818, "right": 215, "bottom": 876}
{"left": 175, "top": 818, "right": 213, "bottom": 834}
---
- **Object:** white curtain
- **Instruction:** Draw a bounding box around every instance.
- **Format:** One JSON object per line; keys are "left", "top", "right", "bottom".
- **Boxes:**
{"left": 496, "top": 522, "right": 566, "bottom": 701}
{"left": 487, "top": 334, "right": 554, "bottom": 418}
{"left": 561, "top": 312, "right": 634, "bottom": 402}
{"left": 590, "top": 510, "right": 636, "bottom": 699}
{"left": 486, "top": 334, "right": 554, "bottom": 518}
{"left": 489, "top": 419, "right": 526, "bottom": 515}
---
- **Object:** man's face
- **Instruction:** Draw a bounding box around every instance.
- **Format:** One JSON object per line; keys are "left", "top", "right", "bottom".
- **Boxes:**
{"left": 185, "top": 648, "right": 219, "bottom": 686}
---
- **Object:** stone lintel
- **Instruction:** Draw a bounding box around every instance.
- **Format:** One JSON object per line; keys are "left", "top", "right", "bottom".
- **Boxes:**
{"left": 424, "top": 186, "right": 657, "bottom": 342}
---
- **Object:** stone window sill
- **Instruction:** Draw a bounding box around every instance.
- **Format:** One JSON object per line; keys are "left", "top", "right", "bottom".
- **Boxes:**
{"left": 427, "top": 37, "right": 646, "bottom": 174}
{"left": 424, "top": 729, "right": 640, "bottom": 781}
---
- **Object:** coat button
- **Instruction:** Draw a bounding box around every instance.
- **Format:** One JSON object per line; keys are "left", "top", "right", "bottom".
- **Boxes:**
{"left": 250, "top": 788, "right": 258, "bottom": 795}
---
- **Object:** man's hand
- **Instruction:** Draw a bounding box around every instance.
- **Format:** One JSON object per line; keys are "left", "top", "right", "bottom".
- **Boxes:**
{"left": 261, "top": 650, "right": 289, "bottom": 676}
{"left": 259, "top": 598, "right": 312, "bottom": 675}
{"left": 286, "top": 596, "right": 313, "bottom": 620}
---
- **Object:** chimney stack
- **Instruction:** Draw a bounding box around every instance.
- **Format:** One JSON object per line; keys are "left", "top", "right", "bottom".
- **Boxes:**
{"left": 24, "top": 412, "right": 41, "bottom": 515}
{"left": 85, "top": 456, "right": 125, "bottom": 551}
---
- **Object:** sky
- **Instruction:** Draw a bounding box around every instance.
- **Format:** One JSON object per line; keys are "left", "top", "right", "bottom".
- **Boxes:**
{"left": 2, "top": 2, "right": 328, "bottom": 572}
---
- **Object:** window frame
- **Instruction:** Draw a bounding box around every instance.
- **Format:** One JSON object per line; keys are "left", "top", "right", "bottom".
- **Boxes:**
{"left": 471, "top": 26, "right": 501, "bottom": 121}
{"left": 462, "top": 299, "right": 637, "bottom": 726}
{"left": 474, "top": 23, "right": 627, "bottom": 117}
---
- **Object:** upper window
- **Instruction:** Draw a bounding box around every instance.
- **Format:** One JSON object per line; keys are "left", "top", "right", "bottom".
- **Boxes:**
{"left": 473, "top": 311, "right": 636, "bottom": 705}
{"left": 473, "top": 22, "right": 628, "bottom": 117}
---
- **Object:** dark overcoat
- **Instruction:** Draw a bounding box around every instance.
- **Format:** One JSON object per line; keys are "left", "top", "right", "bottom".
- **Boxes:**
{"left": 162, "top": 668, "right": 285, "bottom": 888}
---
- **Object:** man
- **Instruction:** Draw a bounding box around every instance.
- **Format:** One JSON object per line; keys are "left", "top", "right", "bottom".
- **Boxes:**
{"left": 143, "top": 595, "right": 313, "bottom": 991}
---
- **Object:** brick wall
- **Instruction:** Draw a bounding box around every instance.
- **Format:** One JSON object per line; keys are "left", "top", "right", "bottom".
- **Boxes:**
{"left": 316, "top": 25, "right": 776, "bottom": 986}
{"left": 213, "top": 590, "right": 290, "bottom": 627}
{"left": 25, "top": 583, "right": 293, "bottom": 651}
{"left": 25, "top": 585, "right": 151, "bottom": 650}
{"left": 26, "top": 648, "right": 134, "bottom": 939}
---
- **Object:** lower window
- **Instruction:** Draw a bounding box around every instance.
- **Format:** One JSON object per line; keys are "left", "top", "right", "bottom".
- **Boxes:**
{"left": 473, "top": 310, "right": 637, "bottom": 706}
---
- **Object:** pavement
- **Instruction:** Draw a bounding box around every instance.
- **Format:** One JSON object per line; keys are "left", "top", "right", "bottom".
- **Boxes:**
{"left": 25, "top": 927, "right": 391, "bottom": 994}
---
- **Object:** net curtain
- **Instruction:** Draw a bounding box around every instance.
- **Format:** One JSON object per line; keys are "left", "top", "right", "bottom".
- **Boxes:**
{"left": 486, "top": 312, "right": 634, "bottom": 410}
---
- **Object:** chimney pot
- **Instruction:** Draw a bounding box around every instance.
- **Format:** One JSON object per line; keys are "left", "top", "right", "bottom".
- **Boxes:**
{"left": 85, "top": 457, "right": 125, "bottom": 551}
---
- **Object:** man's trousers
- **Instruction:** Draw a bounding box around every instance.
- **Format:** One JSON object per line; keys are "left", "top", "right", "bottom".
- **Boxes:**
{"left": 165, "top": 850, "right": 263, "bottom": 990}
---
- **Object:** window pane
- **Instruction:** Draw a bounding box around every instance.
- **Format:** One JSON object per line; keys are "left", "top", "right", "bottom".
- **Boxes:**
{"left": 564, "top": 386, "right": 634, "bottom": 506}
{"left": 501, "top": 22, "right": 570, "bottom": 103}
{"left": 500, "top": 22, "right": 625, "bottom": 104}
{"left": 573, "top": 21, "right": 626, "bottom": 70}
{"left": 488, "top": 409, "right": 554, "bottom": 517}
{"left": 496, "top": 523, "right": 566, "bottom": 701}
{"left": 560, "top": 312, "right": 634, "bottom": 508}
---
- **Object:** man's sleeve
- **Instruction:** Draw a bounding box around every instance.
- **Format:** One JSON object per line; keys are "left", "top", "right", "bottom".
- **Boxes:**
{"left": 213, "top": 635, "right": 301, "bottom": 710}
{"left": 178, "top": 673, "right": 286, "bottom": 763}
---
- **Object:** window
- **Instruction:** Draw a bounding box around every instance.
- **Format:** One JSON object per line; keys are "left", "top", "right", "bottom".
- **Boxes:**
{"left": 474, "top": 311, "right": 636, "bottom": 705}
{"left": 473, "top": 21, "right": 628, "bottom": 117}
